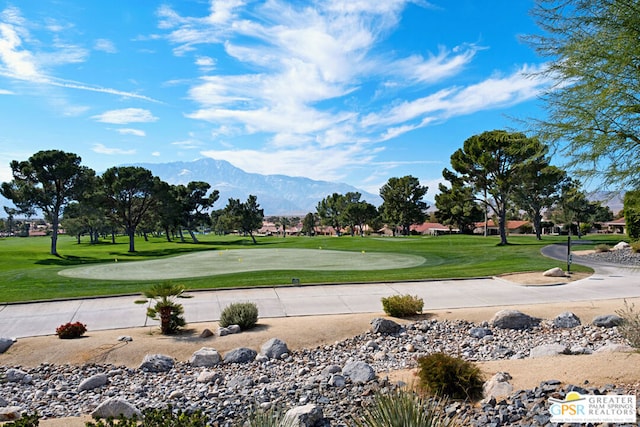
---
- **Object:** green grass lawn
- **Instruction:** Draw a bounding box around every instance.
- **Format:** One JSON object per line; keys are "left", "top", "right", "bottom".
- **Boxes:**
{"left": 0, "top": 232, "right": 616, "bottom": 303}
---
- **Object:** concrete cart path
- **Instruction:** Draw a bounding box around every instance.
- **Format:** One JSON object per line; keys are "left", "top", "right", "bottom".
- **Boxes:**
{"left": 2, "top": 250, "right": 640, "bottom": 338}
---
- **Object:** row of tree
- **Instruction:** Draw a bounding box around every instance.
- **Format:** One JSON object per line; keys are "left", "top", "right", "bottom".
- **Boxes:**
{"left": 0, "top": 150, "right": 265, "bottom": 255}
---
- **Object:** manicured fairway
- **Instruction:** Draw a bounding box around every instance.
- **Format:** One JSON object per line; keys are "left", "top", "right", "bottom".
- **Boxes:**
{"left": 58, "top": 248, "right": 426, "bottom": 280}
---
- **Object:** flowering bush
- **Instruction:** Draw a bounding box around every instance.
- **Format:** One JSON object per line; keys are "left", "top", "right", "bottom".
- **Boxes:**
{"left": 55, "top": 321, "right": 87, "bottom": 339}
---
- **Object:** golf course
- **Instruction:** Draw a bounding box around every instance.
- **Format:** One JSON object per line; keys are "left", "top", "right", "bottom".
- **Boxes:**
{"left": 0, "top": 233, "right": 604, "bottom": 303}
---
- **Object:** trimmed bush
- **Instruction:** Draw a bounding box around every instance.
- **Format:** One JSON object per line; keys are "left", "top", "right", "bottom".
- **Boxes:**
{"left": 55, "top": 321, "right": 87, "bottom": 339}
{"left": 631, "top": 241, "right": 640, "bottom": 253}
{"left": 354, "top": 388, "right": 455, "bottom": 427}
{"left": 381, "top": 294, "right": 423, "bottom": 318}
{"left": 416, "top": 353, "right": 484, "bottom": 401}
{"left": 594, "top": 244, "right": 611, "bottom": 252}
{"left": 219, "top": 302, "right": 259, "bottom": 330}
{"left": 616, "top": 299, "right": 640, "bottom": 348}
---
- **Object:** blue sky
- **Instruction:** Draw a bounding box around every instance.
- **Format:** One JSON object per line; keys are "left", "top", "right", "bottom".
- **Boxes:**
{"left": 0, "top": 0, "right": 554, "bottom": 200}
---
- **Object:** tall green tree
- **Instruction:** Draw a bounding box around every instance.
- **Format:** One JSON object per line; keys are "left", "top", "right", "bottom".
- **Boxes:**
{"left": 101, "top": 166, "right": 161, "bottom": 252}
{"left": 449, "top": 130, "right": 546, "bottom": 245}
{"left": 0, "top": 150, "right": 95, "bottom": 255}
{"left": 223, "top": 195, "right": 264, "bottom": 244}
{"left": 435, "top": 170, "right": 484, "bottom": 234}
{"left": 379, "top": 176, "right": 429, "bottom": 236}
{"left": 527, "top": 0, "right": 640, "bottom": 187}
{"left": 301, "top": 212, "right": 318, "bottom": 236}
{"left": 624, "top": 190, "right": 640, "bottom": 240}
{"left": 317, "top": 193, "right": 347, "bottom": 236}
{"left": 512, "top": 161, "right": 568, "bottom": 240}
{"left": 174, "top": 181, "right": 219, "bottom": 243}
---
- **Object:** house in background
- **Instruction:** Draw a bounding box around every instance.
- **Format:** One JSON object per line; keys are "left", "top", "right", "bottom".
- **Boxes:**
{"left": 473, "top": 220, "right": 531, "bottom": 236}
{"left": 603, "top": 217, "right": 626, "bottom": 234}
{"left": 410, "top": 222, "right": 459, "bottom": 235}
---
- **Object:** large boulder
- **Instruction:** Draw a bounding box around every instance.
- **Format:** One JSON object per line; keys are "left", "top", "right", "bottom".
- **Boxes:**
{"left": 190, "top": 347, "right": 221, "bottom": 367}
{"left": 4, "top": 368, "right": 32, "bottom": 384}
{"left": 483, "top": 372, "right": 513, "bottom": 400}
{"left": 283, "top": 404, "right": 324, "bottom": 427}
{"left": 553, "top": 312, "right": 581, "bottom": 328}
{"left": 370, "top": 318, "right": 402, "bottom": 335}
{"left": 260, "top": 338, "right": 289, "bottom": 360}
{"left": 78, "top": 373, "right": 108, "bottom": 391}
{"left": 592, "top": 314, "right": 623, "bottom": 328}
{"left": 139, "top": 354, "right": 174, "bottom": 372}
{"left": 91, "top": 397, "right": 141, "bottom": 419}
{"left": 529, "top": 343, "right": 570, "bottom": 358}
{"left": 543, "top": 267, "right": 567, "bottom": 277}
{"left": 0, "top": 406, "right": 23, "bottom": 422}
{"left": 491, "top": 310, "right": 540, "bottom": 330}
{"left": 0, "top": 338, "right": 14, "bottom": 354}
{"left": 613, "top": 241, "right": 630, "bottom": 250}
{"left": 223, "top": 347, "right": 257, "bottom": 364}
{"left": 342, "top": 361, "right": 376, "bottom": 384}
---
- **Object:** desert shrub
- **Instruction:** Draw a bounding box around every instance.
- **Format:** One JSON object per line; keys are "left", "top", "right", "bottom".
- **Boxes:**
{"left": 594, "top": 244, "right": 611, "bottom": 253}
{"left": 631, "top": 241, "right": 640, "bottom": 253}
{"left": 219, "top": 302, "right": 259, "bottom": 330}
{"left": 616, "top": 299, "right": 640, "bottom": 348}
{"left": 354, "top": 388, "right": 456, "bottom": 427}
{"left": 416, "top": 353, "right": 484, "bottom": 401}
{"left": 55, "top": 321, "right": 87, "bottom": 339}
{"left": 381, "top": 294, "right": 424, "bottom": 318}
{"left": 86, "top": 405, "right": 209, "bottom": 426}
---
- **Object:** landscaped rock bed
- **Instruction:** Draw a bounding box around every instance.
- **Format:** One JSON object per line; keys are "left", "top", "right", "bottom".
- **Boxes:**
{"left": 1, "top": 312, "right": 638, "bottom": 426}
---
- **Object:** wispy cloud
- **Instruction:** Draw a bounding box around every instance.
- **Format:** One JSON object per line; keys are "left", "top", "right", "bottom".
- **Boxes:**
{"left": 0, "top": 6, "right": 158, "bottom": 102}
{"left": 160, "top": 1, "right": 551, "bottom": 182}
{"left": 92, "top": 143, "right": 136, "bottom": 155}
{"left": 92, "top": 108, "right": 158, "bottom": 124}
{"left": 115, "top": 128, "right": 146, "bottom": 137}
{"left": 94, "top": 38, "right": 117, "bottom": 53}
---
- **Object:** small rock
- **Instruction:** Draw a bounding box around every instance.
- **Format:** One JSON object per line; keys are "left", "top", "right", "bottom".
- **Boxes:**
{"left": 469, "top": 327, "right": 493, "bottom": 338}
{"left": 117, "top": 336, "right": 133, "bottom": 342}
{"left": 199, "top": 328, "right": 214, "bottom": 338}
{"left": 218, "top": 327, "right": 230, "bottom": 336}
{"left": 595, "top": 343, "right": 635, "bottom": 353}
{"left": 483, "top": 372, "right": 513, "bottom": 399}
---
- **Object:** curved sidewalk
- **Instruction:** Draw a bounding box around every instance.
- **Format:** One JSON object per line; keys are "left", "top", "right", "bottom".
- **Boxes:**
{"left": 1, "top": 249, "right": 640, "bottom": 339}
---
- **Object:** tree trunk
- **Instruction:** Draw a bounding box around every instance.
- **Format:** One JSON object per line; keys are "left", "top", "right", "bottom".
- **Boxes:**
{"left": 249, "top": 231, "right": 257, "bottom": 244}
{"left": 187, "top": 228, "right": 199, "bottom": 243}
{"left": 127, "top": 227, "right": 136, "bottom": 252}
{"left": 164, "top": 226, "right": 172, "bottom": 242}
{"left": 159, "top": 305, "right": 172, "bottom": 335}
{"left": 50, "top": 216, "right": 59, "bottom": 256}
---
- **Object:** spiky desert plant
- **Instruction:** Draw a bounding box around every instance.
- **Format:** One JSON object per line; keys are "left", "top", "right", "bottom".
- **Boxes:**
{"left": 354, "top": 388, "right": 456, "bottom": 427}
{"left": 417, "top": 353, "right": 484, "bottom": 401}
{"left": 616, "top": 299, "right": 640, "bottom": 348}
{"left": 136, "top": 282, "right": 190, "bottom": 335}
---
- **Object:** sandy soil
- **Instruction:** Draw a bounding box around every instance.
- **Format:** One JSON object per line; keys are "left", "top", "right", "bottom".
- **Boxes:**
{"left": 2, "top": 271, "right": 639, "bottom": 426}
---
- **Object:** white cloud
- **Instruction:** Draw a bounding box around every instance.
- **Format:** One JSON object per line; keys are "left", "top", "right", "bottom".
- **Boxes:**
{"left": 92, "top": 108, "right": 159, "bottom": 124}
{"left": 201, "top": 144, "right": 374, "bottom": 182}
{"left": 92, "top": 143, "right": 136, "bottom": 155}
{"left": 94, "top": 38, "right": 117, "bottom": 53}
{"left": 0, "top": 87, "right": 13, "bottom": 94}
{"left": 171, "top": 139, "right": 203, "bottom": 149}
{"left": 116, "top": 128, "right": 146, "bottom": 137}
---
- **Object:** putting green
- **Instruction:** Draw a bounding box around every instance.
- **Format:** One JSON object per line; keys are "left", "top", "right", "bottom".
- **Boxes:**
{"left": 58, "top": 248, "right": 425, "bottom": 281}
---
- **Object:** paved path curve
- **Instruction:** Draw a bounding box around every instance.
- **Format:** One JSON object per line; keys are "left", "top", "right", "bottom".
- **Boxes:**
{"left": 1, "top": 244, "right": 639, "bottom": 338}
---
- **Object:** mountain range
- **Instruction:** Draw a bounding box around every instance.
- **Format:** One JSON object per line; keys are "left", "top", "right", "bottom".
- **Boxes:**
{"left": 128, "top": 158, "right": 382, "bottom": 216}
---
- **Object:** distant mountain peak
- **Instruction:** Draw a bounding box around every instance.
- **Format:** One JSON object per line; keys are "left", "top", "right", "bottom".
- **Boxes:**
{"left": 127, "top": 158, "right": 381, "bottom": 215}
